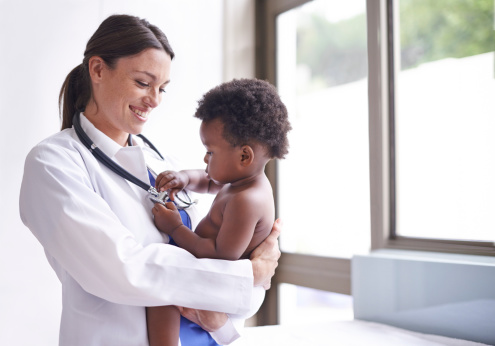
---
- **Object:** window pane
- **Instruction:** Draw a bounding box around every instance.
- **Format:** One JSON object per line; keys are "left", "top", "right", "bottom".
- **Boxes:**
{"left": 396, "top": 0, "right": 495, "bottom": 241}
{"left": 276, "top": 0, "right": 370, "bottom": 258}
{"left": 279, "top": 284, "right": 354, "bottom": 326}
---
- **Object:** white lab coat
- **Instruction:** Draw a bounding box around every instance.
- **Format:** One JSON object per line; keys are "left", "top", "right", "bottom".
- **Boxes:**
{"left": 19, "top": 114, "right": 264, "bottom": 346}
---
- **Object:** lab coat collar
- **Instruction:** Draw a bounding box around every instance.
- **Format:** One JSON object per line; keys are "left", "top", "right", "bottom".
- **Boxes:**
{"left": 79, "top": 113, "right": 125, "bottom": 159}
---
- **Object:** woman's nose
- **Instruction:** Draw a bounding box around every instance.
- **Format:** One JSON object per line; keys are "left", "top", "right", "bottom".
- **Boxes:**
{"left": 144, "top": 89, "right": 161, "bottom": 108}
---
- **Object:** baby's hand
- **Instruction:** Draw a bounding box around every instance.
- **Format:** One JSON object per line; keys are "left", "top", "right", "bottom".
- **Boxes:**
{"left": 151, "top": 202, "right": 184, "bottom": 236}
{"left": 155, "top": 170, "right": 189, "bottom": 201}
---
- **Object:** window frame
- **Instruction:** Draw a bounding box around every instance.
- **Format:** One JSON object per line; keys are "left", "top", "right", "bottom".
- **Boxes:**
{"left": 369, "top": 0, "right": 495, "bottom": 256}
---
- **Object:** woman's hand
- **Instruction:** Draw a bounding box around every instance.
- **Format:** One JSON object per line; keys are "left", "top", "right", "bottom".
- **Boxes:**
{"left": 155, "top": 170, "right": 189, "bottom": 200}
{"left": 152, "top": 202, "right": 184, "bottom": 236}
{"left": 250, "top": 219, "right": 282, "bottom": 289}
{"left": 179, "top": 307, "right": 228, "bottom": 332}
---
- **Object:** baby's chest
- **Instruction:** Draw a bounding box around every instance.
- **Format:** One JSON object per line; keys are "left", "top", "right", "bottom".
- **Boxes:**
{"left": 194, "top": 196, "right": 228, "bottom": 238}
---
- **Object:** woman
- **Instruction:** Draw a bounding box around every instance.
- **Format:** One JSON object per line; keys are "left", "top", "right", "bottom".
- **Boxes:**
{"left": 19, "top": 14, "right": 281, "bottom": 346}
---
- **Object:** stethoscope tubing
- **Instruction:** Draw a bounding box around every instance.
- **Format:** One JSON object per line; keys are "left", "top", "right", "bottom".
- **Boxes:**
{"left": 73, "top": 112, "right": 196, "bottom": 209}
{"left": 73, "top": 112, "right": 160, "bottom": 197}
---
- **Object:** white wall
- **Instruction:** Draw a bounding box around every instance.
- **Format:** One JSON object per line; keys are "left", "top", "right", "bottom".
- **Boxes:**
{"left": 0, "top": 1, "right": 228, "bottom": 344}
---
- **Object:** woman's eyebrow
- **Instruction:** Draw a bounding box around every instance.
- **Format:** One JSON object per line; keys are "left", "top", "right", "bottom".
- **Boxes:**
{"left": 134, "top": 70, "right": 170, "bottom": 84}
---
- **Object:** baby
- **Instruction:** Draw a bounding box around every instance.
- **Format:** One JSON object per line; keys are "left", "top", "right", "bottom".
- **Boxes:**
{"left": 148, "top": 78, "right": 291, "bottom": 345}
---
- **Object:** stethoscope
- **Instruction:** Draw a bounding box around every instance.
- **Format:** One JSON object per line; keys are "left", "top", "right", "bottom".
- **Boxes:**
{"left": 73, "top": 112, "right": 197, "bottom": 209}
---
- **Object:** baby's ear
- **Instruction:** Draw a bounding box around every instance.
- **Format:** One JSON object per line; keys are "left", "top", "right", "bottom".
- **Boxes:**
{"left": 240, "top": 145, "right": 254, "bottom": 167}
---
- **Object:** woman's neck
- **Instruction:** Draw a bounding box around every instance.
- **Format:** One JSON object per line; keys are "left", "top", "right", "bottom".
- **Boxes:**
{"left": 84, "top": 104, "right": 128, "bottom": 147}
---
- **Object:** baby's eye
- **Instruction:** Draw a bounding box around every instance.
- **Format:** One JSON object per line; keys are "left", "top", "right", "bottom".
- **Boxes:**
{"left": 206, "top": 152, "right": 212, "bottom": 155}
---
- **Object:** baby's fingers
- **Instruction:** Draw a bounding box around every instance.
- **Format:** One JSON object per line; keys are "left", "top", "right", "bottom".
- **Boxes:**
{"left": 156, "top": 171, "right": 178, "bottom": 191}
{"left": 168, "top": 189, "right": 177, "bottom": 201}
{"left": 155, "top": 171, "right": 171, "bottom": 188}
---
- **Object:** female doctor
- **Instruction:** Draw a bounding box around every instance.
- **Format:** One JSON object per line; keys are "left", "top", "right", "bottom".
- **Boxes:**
{"left": 19, "top": 14, "right": 281, "bottom": 346}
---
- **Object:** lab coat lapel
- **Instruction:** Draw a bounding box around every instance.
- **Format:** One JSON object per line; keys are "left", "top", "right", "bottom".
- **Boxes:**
{"left": 114, "top": 146, "right": 150, "bottom": 198}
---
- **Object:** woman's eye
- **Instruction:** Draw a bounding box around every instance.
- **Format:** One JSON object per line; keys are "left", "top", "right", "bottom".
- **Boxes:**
{"left": 159, "top": 88, "right": 166, "bottom": 94}
{"left": 137, "top": 81, "right": 149, "bottom": 87}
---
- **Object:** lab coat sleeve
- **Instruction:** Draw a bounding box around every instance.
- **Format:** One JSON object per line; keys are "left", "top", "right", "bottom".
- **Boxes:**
{"left": 19, "top": 141, "right": 254, "bottom": 315}
{"left": 211, "top": 286, "right": 265, "bottom": 344}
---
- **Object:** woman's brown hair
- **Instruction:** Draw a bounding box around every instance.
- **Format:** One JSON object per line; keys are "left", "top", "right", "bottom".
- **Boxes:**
{"left": 59, "top": 14, "right": 174, "bottom": 130}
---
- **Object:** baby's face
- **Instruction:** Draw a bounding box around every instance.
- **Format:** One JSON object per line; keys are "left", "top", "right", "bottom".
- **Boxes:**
{"left": 200, "top": 119, "right": 241, "bottom": 184}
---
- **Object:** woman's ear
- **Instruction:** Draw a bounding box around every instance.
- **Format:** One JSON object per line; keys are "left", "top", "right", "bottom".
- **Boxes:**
{"left": 240, "top": 145, "right": 255, "bottom": 167}
{"left": 88, "top": 56, "right": 105, "bottom": 83}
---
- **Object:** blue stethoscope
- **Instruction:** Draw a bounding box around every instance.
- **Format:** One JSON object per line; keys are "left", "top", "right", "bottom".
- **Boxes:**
{"left": 73, "top": 112, "right": 196, "bottom": 210}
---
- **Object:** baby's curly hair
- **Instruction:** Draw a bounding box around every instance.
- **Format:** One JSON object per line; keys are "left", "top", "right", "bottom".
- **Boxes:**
{"left": 194, "top": 78, "right": 291, "bottom": 159}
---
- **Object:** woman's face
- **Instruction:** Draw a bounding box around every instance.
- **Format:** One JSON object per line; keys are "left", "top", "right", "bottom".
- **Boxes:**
{"left": 87, "top": 48, "right": 171, "bottom": 145}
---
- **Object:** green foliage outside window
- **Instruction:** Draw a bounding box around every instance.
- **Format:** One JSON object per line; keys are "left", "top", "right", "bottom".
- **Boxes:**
{"left": 296, "top": 0, "right": 494, "bottom": 90}
{"left": 400, "top": 0, "right": 494, "bottom": 70}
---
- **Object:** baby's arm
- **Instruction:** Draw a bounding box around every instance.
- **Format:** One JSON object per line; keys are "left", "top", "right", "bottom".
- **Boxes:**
{"left": 152, "top": 193, "right": 261, "bottom": 260}
{"left": 155, "top": 169, "right": 223, "bottom": 200}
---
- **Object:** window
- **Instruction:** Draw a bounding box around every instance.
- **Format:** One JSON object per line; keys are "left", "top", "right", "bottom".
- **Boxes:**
{"left": 256, "top": 0, "right": 367, "bottom": 325}
{"left": 368, "top": 0, "right": 495, "bottom": 255}
{"left": 276, "top": 0, "right": 370, "bottom": 259}
{"left": 395, "top": 0, "right": 495, "bottom": 242}
{"left": 279, "top": 284, "right": 353, "bottom": 326}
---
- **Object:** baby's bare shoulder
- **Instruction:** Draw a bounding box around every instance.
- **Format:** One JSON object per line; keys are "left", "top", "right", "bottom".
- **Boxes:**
{"left": 230, "top": 184, "right": 273, "bottom": 209}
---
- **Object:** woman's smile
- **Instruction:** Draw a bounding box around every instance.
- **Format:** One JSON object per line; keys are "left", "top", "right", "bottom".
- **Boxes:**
{"left": 129, "top": 105, "right": 151, "bottom": 121}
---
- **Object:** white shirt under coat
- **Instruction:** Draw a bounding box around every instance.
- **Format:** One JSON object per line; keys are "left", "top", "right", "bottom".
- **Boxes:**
{"left": 19, "top": 114, "right": 264, "bottom": 346}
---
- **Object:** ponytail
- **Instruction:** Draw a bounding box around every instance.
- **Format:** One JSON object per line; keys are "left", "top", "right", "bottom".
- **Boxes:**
{"left": 59, "top": 64, "right": 91, "bottom": 130}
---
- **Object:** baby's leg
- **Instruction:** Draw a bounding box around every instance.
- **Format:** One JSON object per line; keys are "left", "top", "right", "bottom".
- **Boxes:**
{"left": 146, "top": 305, "right": 180, "bottom": 346}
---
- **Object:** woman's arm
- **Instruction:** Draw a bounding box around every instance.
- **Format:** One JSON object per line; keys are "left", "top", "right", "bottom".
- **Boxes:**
{"left": 175, "top": 220, "right": 282, "bottom": 344}
{"left": 19, "top": 141, "right": 256, "bottom": 314}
